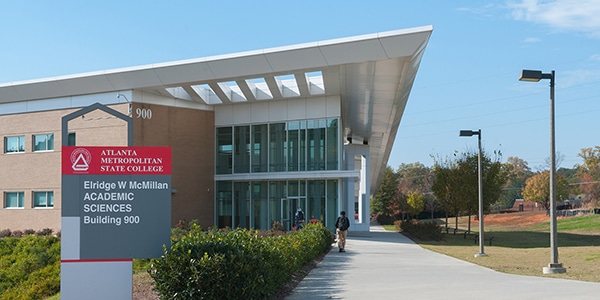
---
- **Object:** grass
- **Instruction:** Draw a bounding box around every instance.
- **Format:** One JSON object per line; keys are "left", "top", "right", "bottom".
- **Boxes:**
{"left": 404, "top": 212, "right": 600, "bottom": 283}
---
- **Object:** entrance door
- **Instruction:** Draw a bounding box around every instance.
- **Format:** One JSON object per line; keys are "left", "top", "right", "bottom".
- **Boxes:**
{"left": 281, "top": 197, "right": 307, "bottom": 230}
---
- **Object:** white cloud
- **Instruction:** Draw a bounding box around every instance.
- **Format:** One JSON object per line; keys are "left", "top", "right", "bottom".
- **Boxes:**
{"left": 522, "top": 37, "right": 541, "bottom": 43}
{"left": 508, "top": 0, "right": 600, "bottom": 37}
{"left": 589, "top": 54, "right": 600, "bottom": 61}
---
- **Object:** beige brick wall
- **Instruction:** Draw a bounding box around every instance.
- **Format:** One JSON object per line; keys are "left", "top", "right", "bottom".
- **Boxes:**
{"left": 133, "top": 103, "right": 215, "bottom": 229}
{"left": 0, "top": 104, "right": 129, "bottom": 232}
{"left": 0, "top": 102, "right": 215, "bottom": 232}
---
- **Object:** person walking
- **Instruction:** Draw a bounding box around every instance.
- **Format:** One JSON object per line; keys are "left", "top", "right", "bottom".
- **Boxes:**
{"left": 294, "top": 207, "right": 305, "bottom": 230}
{"left": 335, "top": 211, "right": 350, "bottom": 252}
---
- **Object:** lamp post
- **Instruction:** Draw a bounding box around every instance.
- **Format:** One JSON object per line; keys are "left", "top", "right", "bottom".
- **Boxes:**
{"left": 459, "top": 129, "right": 486, "bottom": 257}
{"left": 519, "top": 69, "right": 566, "bottom": 274}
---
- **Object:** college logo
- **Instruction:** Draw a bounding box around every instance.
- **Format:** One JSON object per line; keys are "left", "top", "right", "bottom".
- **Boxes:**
{"left": 70, "top": 148, "right": 92, "bottom": 171}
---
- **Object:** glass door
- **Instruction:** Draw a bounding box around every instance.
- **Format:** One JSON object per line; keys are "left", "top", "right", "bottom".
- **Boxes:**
{"left": 281, "top": 197, "right": 307, "bottom": 230}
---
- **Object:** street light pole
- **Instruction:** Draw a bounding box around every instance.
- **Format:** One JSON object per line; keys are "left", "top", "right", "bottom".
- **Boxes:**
{"left": 519, "top": 69, "right": 566, "bottom": 274}
{"left": 459, "top": 129, "right": 487, "bottom": 257}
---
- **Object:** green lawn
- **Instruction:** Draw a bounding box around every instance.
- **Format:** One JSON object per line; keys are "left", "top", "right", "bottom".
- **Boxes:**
{"left": 394, "top": 214, "right": 600, "bottom": 282}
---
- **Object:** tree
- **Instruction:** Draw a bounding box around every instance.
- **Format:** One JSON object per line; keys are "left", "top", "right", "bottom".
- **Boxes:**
{"left": 396, "top": 162, "right": 435, "bottom": 219}
{"left": 396, "top": 162, "right": 433, "bottom": 194}
{"left": 406, "top": 191, "right": 425, "bottom": 219}
{"left": 498, "top": 156, "right": 533, "bottom": 210}
{"left": 431, "top": 156, "right": 463, "bottom": 229}
{"left": 371, "top": 166, "right": 398, "bottom": 215}
{"left": 522, "top": 171, "right": 570, "bottom": 210}
{"left": 576, "top": 146, "right": 600, "bottom": 206}
{"left": 455, "top": 150, "right": 507, "bottom": 232}
{"left": 432, "top": 149, "right": 507, "bottom": 231}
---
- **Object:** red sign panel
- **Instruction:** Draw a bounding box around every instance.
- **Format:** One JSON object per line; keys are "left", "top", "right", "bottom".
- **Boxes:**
{"left": 62, "top": 146, "right": 172, "bottom": 175}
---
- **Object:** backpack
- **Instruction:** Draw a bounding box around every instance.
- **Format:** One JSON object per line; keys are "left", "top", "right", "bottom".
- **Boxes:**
{"left": 296, "top": 210, "right": 304, "bottom": 221}
{"left": 337, "top": 216, "right": 349, "bottom": 230}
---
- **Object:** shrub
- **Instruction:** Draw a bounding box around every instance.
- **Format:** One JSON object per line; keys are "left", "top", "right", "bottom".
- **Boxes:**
{"left": 374, "top": 214, "right": 396, "bottom": 225}
{"left": 0, "top": 235, "right": 60, "bottom": 299}
{"left": 396, "top": 220, "right": 443, "bottom": 241}
{"left": 0, "top": 229, "right": 10, "bottom": 238}
{"left": 150, "top": 222, "right": 332, "bottom": 299}
{"left": 36, "top": 228, "right": 53, "bottom": 236}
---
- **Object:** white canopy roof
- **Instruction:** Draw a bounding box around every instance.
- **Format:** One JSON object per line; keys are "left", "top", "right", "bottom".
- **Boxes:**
{"left": 0, "top": 25, "right": 433, "bottom": 193}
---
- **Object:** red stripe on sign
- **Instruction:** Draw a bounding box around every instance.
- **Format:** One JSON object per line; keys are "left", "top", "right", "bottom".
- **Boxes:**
{"left": 62, "top": 146, "right": 172, "bottom": 175}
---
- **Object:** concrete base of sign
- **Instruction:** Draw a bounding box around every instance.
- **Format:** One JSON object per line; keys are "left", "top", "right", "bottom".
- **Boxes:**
{"left": 61, "top": 260, "right": 132, "bottom": 300}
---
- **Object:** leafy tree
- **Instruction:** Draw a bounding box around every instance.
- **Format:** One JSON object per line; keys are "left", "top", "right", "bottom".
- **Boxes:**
{"left": 371, "top": 166, "right": 398, "bottom": 215}
{"left": 431, "top": 156, "right": 463, "bottom": 229}
{"left": 396, "top": 162, "right": 435, "bottom": 219}
{"left": 522, "top": 171, "right": 570, "bottom": 210}
{"left": 396, "top": 162, "right": 433, "bottom": 194}
{"left": 576, "top": 146, "right": 600, "bottom": 206}
{"left": 432, "top": 149, "right": 507, "bottom": 231}
{"left": 406, "top": 191, "right": 425, "bottom": 219}
{"left": 455, "top": 150, "right": 507, "bottom": 232}
{"left": 498, "top": 156, "right": 533, "bottom": 210}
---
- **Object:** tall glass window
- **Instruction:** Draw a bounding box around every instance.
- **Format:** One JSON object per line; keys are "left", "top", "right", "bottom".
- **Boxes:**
{"left": 300, "top": 121, "right": 307, "bottom": 171}
{"left": 326, "top": 118, "right": 338, "bottom": 170}
{"left": 216, "top": 127, "right": 233, "bottom": 174}
{"left": 234, "top": 182, "right": 250, "bottom": 229}
{"left": 252, "top": 124, "right": 268, "bottom": 172}
{"left": 33, "top": 134, "right": 54, "bottom": 152}
{"left": 269, "top": 181, "right": 286, "bottom": 229}
{"left": 269, "top": 123, "right": 286, "bottom": 172}
{"left": 287, "top": 121, "right": 299, "bottom": 172}
{"left": 252, "top": 182, "right": 269, "bottom": 230}
{"left": 216, "top": 181, "right": 232, "bottom": 227}
{"left": 234, "top": 126, "right": 250, "bottom": 173}
{"left": 307, "top": 120, "right": 326, "bottom": 170}
{"left": 326, "top": 180, "right": 339, "bottom": 231}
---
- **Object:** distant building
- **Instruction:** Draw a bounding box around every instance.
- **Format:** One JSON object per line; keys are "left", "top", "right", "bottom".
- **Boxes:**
{"left": 0, "top": 26, "right": 433, "bottom": 232}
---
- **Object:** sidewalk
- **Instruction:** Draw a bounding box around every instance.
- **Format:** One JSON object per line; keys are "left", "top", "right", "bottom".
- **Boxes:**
{"left": 286, "top": 223, "right": 600, "bottom": 299}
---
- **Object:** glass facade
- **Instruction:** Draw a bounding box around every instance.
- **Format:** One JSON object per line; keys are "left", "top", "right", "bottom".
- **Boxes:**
{"left": 216, "top": 179, "right": 338, "bottom": 231}
{"left": 216, "top": 118, "right": 338, "bottom": 174}
{"left": 215, "top": 118, "right": 341, "bottom": 231}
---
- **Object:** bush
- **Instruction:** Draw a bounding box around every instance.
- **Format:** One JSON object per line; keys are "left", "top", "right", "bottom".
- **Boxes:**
{"left": 150, "top": 222, "right": 332, "bottom": 299}
{"left": 0, "top": 235, "right": 60, "bottom": 299}
{"left": 396, "top": 220, "right": 443, "bottom": 241}
{"left": 374, "top": 214, "right": 396, "bottom": 225}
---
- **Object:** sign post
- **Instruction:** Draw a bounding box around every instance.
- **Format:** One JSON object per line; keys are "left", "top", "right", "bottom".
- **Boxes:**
{"left": 60, "top": 104, "right": 171, "bottom": 300}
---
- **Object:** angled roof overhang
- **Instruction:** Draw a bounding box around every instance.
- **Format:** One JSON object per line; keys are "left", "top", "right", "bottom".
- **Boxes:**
{"left": 0, "top": 25, "right": 433, "bottom": 194}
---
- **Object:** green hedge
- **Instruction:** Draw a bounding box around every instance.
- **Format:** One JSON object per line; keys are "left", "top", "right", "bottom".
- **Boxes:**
{"left": 150, "top": 223, "right": 332, "bottom": 299}
{"left": 395, "top": 220, "right": 443, "bottom": 241}
{"left": 0, "top": 235, "right": 60, "bottom": 300}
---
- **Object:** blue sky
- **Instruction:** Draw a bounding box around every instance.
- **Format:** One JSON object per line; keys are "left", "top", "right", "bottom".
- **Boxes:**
{"left": 2, "top": 1, "right": 599, "bottom": 171}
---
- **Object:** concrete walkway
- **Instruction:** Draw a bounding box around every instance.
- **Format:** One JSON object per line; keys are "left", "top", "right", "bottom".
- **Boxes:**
{"left": 286, "top": 224, "right": 600, "bottom": 299}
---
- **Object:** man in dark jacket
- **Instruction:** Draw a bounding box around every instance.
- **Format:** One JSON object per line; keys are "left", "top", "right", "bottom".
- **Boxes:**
{"left": 335, "top": 211, "right": 350, "bottom": 252}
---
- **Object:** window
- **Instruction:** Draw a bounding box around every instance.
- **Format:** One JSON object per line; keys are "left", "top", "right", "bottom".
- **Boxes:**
{"left": 33, "top": 134, "right": 54, "bottom": 151}
{"left": 5, "top": 136, "right": 25, "bottom": 153}
{"left": 33, "top": 191, "right": 54, "bottom": 208}
{"left": 68, "top": 132, "right": 76, "bottom": 146}
{"left": 5, "top": 192, "right": 24, "bottom": 208}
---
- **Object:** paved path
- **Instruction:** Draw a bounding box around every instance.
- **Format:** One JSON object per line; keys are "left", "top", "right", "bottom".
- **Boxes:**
{"left": 286, "top": 224, "right": 600, "bottom": 299}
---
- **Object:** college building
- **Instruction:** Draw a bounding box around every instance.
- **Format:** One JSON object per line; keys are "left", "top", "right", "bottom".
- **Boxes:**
{"left": 0, "top": 26, "right": 432, "bottom": 233}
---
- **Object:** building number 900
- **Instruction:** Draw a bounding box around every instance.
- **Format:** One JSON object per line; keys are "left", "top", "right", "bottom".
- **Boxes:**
{"left": 136, "top": 108, "right": 152, "bottom": 119}
{"left": 124, "top": 216, "right": 140, "bottom": 224}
